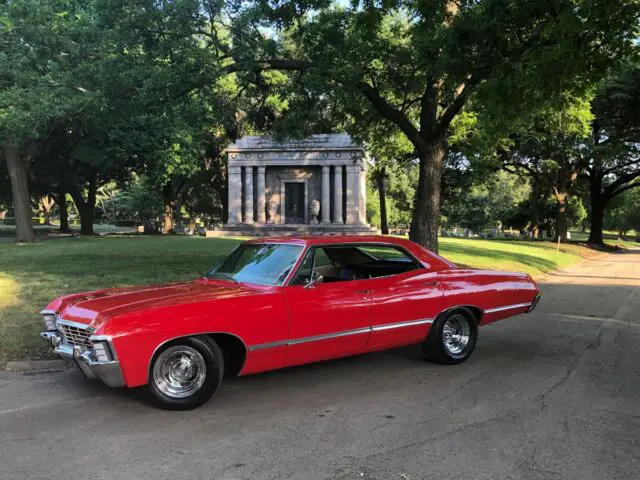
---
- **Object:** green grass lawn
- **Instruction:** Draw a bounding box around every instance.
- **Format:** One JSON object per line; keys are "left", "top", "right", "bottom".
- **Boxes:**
{"left": 0, "top": 236, "right": 241, "bottom": 362}
{"left": 605, "top": 238, "right": 640, "bottom": 249}
{"left": 439, "top": 237, "right": 598, "bottom": 275}
{"left": 0, "top": 235, "right": 601, "bottom": 363}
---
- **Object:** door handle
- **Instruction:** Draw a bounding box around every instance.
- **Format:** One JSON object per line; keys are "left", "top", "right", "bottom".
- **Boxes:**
{"left": 354, "top": 289, "right": 370, "bottom": 295}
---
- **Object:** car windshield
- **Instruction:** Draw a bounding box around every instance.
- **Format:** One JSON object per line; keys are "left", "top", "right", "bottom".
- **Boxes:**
{"left": 207, "top": 243, "right": 304, "bottom": 286}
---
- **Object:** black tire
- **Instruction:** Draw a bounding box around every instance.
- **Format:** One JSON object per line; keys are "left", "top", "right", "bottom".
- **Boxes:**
{"left": 422, "top": 308, "right": 478, "bottom": 365}
{"left": 147, "top": 336, "right": 224, "bottom": 410}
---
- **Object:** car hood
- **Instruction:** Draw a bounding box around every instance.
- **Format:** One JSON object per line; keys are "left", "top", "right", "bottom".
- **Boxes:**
{"left": 51, "top": 279, "right": 264, "bottom": 330}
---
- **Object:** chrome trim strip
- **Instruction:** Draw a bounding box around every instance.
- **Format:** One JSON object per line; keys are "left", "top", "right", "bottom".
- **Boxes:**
{"left": 484, "top": 302, "right": 532, "bottom": 314}
{"left": 289, "top": 327, "right": 371, "bottom": 346}
{"left": 250, "top": 327, "right": 371, "bottom": 351}
{"left": 249, "top": 339, "right": 289, "bottom": 352}
{"left": 371, "top": 317, "right": 434, "bottom": 331}
{"left": 249, "top": 319, "right": 434, "bottom": 351}
{"left": 57, "top": 318, "right": 95, "bottom": 332}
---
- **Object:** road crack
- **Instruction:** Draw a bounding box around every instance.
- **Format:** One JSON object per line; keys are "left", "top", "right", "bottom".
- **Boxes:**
{"left": 539, "top": 324, "right": 605, "bottom": 411}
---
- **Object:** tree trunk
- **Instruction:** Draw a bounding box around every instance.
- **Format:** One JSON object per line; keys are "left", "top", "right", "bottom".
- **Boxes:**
{"left": 409, "top": 142, "right": 445, "bottom": 253}
{"left": 162, "top": 182, "right": 175, "bottom": 234}
{"left": 68, "top": 175, "right": 97, "bottom": 235}
{"left": 554, "top": 193, "right": 569, "bottom": 242}
{"left": 376, "top": 167, "right": 389, "bottom": 235}
{"left": 57, "top": 185, "right": 70, "bottom": 233}
{"left": 174, "top": 198, "right": 183, "bottom": 227}
{"left": 587, "top": 174, "right": 605, "bottom": 245}
{"left": 78, "top": 203, "right": 93, "bottom": 234}
{"left": 81, "top": 176, "right": 97, "bottom": 235}
{"left": 4, "top": 141, "right": 36, "bottom": 243}
{"left": 588, "top": 201, "right": 605, "bottom": 245}
{"left": 221, "top": 178, "right": 228, "bottom": 224}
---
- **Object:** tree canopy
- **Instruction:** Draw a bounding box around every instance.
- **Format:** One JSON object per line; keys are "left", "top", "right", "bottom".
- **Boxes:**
{"left": 1, "top": 0, "right": 639, "bottom": 247}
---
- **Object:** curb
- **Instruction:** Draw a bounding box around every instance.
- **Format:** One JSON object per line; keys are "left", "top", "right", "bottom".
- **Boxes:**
{"left": 4, "top": 359, "right": 69, "bottom": 374}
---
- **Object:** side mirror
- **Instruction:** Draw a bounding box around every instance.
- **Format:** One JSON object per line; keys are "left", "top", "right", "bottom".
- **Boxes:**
{"left": 304, "top": 271, "right": 324, "bottom": 289}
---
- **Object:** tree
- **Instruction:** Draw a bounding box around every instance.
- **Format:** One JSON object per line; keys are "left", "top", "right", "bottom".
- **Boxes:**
{"left": 605, "top": 187, "right": 640, "bottom": 239}
{"left": 1, "top": 0, "right": 239, "bottom": 238}
{"left": 0, "top": 0, "right": 85, "bottom": 241}
{"left": 585, "top": 63, "right": 640, "bottom": 245}
{"left": 99, "top": 175, "right": 163, "bottom": 222}
{"left": 444, "top": 170, "right": 531, "bottom": 233}
{"left": 242, "top": 0, "right": 639, "bottom": 252}
{"left": 497, "top": 96, "right": 593, "bottom": 241}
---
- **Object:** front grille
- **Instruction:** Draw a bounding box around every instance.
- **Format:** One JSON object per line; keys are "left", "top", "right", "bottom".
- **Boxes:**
{"left": 58, "top": 323, "right": 92, "bottom": 349}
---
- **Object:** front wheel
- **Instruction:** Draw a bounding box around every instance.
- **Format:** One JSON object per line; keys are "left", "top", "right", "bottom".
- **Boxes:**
{"left": 422, "top": 309, "right": 477, "bottom": 364}
{"left": 147, "top": 336, "right": 224, "bottom": 410}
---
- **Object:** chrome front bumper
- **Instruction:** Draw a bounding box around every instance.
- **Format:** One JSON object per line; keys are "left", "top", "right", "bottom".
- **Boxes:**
{"left": 40, "top": 332, "right": 125, "bottom": 387}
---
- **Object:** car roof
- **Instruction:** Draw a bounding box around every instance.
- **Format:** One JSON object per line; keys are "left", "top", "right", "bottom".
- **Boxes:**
{"left": 242, "top": 235, "right": 457, "bottom": 270}
{"left": 244, "top": 235, "right": 415, "bottom": 247}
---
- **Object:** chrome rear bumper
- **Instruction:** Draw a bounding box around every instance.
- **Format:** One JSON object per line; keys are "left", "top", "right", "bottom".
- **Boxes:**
{"left": 40, "top": 332, "right": 125, "bottom": 387}
{"left": 526, "top": 294, "right": 542, "bottom": 313}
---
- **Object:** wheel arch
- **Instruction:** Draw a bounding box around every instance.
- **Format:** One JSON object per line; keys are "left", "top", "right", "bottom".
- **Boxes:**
{"left": 148, "top": 332, "right": 249, "bottom": 379}
{"left": 435, "top": 305, "right": 484, "bottom": 325}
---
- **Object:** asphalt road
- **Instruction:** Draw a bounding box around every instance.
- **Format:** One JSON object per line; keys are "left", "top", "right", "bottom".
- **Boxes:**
{"left": 1, "top": 250, "right": 639, "bottom": 480}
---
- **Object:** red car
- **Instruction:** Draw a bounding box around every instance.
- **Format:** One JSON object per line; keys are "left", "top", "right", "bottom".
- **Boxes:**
{"left": 40, "top": 236, "right": 540, "bottom": 410}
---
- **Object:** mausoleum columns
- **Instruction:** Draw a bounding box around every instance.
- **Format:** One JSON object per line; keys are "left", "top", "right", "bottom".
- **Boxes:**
{"left": 243, "top": 166, "right": 254, "bottom": 223}
{"left": 230, "top": 161, "right": 364, "bottom": 226}
{"left": 256, "top": 166, "right": 266, "bottom": 224}
{"left": 223, "top": 134, "right": 370, "bottom": 232}
{"left": 359, "top": 166, "right": 366, "bottom": 224}
{"left": 321, "top": 166, "right": 331, "bottom": 224}
{"left": 227, "top": 166, "right": 242, "bottom": 224}
{"left": 345, "top": 165, "right": 360, "bottom": 225}
{"left": 333, "top": 165, "right": 344, "bottom": 224}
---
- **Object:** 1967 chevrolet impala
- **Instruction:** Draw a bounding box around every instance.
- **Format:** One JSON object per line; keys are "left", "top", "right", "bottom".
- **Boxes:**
{"left": 40, "top": 236, "right": 540, "bottom": 410}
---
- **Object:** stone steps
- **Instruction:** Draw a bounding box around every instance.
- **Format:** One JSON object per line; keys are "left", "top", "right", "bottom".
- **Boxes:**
{"left": 206, "top": 223, "right": 378, "bottom": 237}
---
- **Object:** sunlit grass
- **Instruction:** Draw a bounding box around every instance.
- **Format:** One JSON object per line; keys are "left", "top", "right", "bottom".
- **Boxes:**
{"left": 438, "top": 238, "right": 597, "bottom": 276}
{"left": 606, "top": 238, "right": 640, "bottom": 249}
{"left": 0, "top": 236, "right": 240, "bottom": 362}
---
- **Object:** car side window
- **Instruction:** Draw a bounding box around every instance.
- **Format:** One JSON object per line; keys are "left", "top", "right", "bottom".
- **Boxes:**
{"left": 289, "top": 244, "right": 422, "bottom": 286}
{"left": 314, "top": 248, "right": 332, "bottom": 267}
{"left": 290, "top": 247, "right": 343, "bottom": 285}
{"left": 356, "top": 245, "right": 416, "bottom": 263}
{"left": 344, "top": 244, "right": 421, "bottom": 279}
{"left": 290, "top": 249, "right": 315, "bottom": 285}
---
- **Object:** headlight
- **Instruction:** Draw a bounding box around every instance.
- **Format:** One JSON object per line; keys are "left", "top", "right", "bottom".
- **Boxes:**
{"left": 42, "top": 313, "right": 57, "bottom": 331}
{"left": 91, "top": 341, "right": 114, "bottom": 362}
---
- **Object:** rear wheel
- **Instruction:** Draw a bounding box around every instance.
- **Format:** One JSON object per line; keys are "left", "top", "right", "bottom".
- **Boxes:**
{"left": 422, "top": 309, "right": 477, "bottom": 364}
{"left": 148, "top": 336, "right": 224, "bottom": 410}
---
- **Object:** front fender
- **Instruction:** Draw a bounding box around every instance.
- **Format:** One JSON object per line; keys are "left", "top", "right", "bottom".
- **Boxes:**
{"left": 102, "top": 291, "right": 288, "bottom": 387}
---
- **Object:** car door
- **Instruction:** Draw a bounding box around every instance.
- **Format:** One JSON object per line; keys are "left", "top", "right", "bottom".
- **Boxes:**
{"left": 284, "top": 247, "right": 372, "bottom": 366}
{"left": 364, "top": 245, "right": 444, "bottom": 350}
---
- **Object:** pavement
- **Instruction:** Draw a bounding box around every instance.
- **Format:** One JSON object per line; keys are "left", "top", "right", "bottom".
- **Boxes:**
{"left": 1, "top": 250, "right": 639, "bottom": 480}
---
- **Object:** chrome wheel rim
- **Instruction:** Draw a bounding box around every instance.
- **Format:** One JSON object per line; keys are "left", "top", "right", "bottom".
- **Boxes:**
{"left": 152, "top": 346, "right": 206, "bottom": 399}
{"left": 442, "top": 314, "right": 471, "bottom": 355}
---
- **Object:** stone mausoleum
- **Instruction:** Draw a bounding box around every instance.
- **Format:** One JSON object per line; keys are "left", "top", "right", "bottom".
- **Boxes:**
{"left": 208, "top": 134, "right": 376, "bottom": 236}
